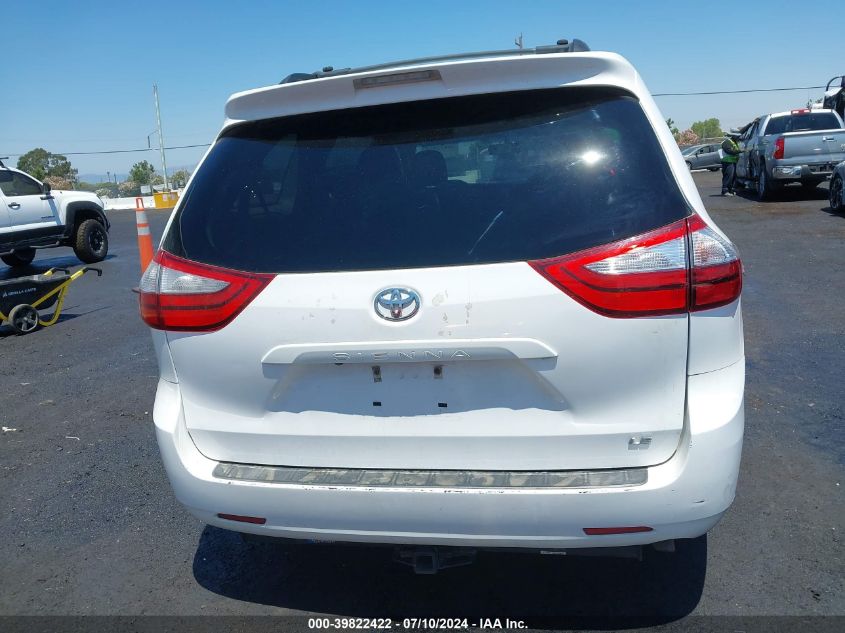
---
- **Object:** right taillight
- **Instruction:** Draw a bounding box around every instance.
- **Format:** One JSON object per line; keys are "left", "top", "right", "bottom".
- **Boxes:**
{"left": 687, "top": 214, "right": 742, "bottom": 311}
{"left": 773, "top": 137, "right": 785, "bottom": 159}
{"left": 139, "top": 250, "right": 273, "bottom": 332}
{"left": 529, "top": 214, "right": 741, "bottom": 317}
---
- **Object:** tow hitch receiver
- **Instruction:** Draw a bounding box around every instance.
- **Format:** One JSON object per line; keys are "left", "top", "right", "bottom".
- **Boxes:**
{"left": 393, "top": 547, "right": 477, "bottom": 574}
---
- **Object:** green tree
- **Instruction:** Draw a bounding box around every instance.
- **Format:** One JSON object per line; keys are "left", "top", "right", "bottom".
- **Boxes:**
{"left": 16, "top": 148, "right": 77, "bottom": 182}
{"left": 96, "top": 181, "right": 119, "bottom": 196}
{"left": 94, "top": 182, "right": 119, "bottom": 198}
{"left": 666, "top": 118, "right": 679, "bottom": 136}
{"left": 690, "top": 118, "right": 723, "bottom": 141}
{"left": 128, "top": 160, "right": 157, "bottom": 185}
{"left": 170, "top": 169, "right": 191, "bottom": 188}
{"left": 119, "top": 180, "right": 139, "bottom": 196}
{"left": 46, "top": 154, "right": 76, "bottom": 180}
{"left": 17, "top": 148, "right": 50, "bottom": 179}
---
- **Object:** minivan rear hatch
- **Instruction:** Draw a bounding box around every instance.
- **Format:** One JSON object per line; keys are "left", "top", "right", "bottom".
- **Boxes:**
{"left": 160, "top": 86, "right": 692, "bottom": 471}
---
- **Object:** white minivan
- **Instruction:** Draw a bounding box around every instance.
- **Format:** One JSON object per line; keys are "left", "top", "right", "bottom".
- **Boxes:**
{"left": 141, "top": 40, "right": 744, "bottom": 572}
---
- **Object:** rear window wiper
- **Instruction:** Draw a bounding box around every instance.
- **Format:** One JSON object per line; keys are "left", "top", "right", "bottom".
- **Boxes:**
{"left": 468, "top": 210, "right": 504, "bottom": 256}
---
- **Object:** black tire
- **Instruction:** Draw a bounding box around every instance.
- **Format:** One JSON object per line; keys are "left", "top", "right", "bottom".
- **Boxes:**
{"left": 686, "top": 161, "right": 692, "bottom": 170}
{"left": 1, "top": 248, "right": 36, "bottom": 268}
{"left": 8, "top": 304, "right": 39, "bottom": 334}
{"left": 73, "top": 219, "right": 108, "bottom": 264}
{"left": 708, "top": 166, "right": 720, "bottom": 172}
{"left": 830, "top": 175, "right": 844, "bottom": 213}
{"left": 756, "top": 165, "right": 779, "bottom": 201}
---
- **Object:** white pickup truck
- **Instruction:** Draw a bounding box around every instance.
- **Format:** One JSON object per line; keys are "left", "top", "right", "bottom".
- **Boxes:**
{"left": 735, "top": 108, "right": 845, "bottom": 200}
{"left": 0, "top": 162, "right": 110, "bottom": 268}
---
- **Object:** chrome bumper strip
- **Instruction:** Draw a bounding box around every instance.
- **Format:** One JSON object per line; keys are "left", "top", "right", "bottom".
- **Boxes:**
{"left": 212, "top": 462, "right": 648, "bottom": 489}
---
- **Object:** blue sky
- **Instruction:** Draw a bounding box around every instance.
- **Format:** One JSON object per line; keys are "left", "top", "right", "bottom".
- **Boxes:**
{"left": 2, "top": 0, "right": 841, "bottom": 180}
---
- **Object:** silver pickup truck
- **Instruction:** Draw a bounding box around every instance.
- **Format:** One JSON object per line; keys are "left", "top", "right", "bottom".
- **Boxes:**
{"left": 735, "top": 108, "right": 845, "bottom": 200}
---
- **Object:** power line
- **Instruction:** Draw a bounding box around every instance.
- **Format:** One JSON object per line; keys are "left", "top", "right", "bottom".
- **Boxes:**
{"left": 1, "top": 143, "right": 210, "bottom": 157}
{"left": 653, "top": 85, "right": 826, "bottom": 96}
{"left": 2, "top": 84, "right": 833, "bottom": 157}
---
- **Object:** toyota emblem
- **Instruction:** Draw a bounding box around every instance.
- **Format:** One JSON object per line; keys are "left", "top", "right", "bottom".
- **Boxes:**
{"left": 374, "top": 288, "right": 421, "bottom": 322}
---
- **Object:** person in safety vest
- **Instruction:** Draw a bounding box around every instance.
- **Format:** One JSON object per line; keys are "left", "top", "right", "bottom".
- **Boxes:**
{"left": 720, "top": 133, "right": 744, "bottom": 196}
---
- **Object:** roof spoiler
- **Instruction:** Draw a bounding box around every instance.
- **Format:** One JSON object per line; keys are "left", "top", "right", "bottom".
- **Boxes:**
{"left": 279, "top": 38, "right": 591, "bottom": 85}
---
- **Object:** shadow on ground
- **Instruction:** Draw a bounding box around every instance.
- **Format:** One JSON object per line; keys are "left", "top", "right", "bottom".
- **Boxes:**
{"left": 734, "top": 182, "right": 830, "bottom": 203}
{"left": 193, "top": 526, "right": 706, "bottom": 627}
{"left": 0, "top": 304, "right": 112, "bottom": 338}
{"left": 821, "top": 204, "right": 845, "bottom": 219}
{"left": 0, "top": 254, "right": 116, "bottom": 281}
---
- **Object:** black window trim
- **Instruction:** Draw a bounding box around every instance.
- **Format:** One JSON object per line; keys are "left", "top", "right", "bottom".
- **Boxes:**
{"left": 0, "top": 170, "right": 43, "bottom": 197}
{"left": 166, "top": 86, "right": 694, "bottom": 274}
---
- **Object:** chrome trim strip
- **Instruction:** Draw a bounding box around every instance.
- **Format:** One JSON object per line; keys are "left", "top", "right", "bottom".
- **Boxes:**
{"left": 212, "top": 463, "right": 647, "bottom": 489}
{"left": 260, "top": 338, "right": 557, "bottom": 365}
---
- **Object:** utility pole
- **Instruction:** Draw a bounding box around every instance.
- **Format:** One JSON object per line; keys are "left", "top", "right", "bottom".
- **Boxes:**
{"left": 153, "top": 83, "right": 169, "bottom": 191}
{"left": 514, "top": 33, "right": 523, "bottom": 49}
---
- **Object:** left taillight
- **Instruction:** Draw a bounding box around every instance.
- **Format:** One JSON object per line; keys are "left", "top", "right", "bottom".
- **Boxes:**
{"left": 139, "top": 250, "right": 273, "bottom": 332}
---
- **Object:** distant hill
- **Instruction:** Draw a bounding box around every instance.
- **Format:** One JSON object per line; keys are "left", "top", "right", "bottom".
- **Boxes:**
{"left": 78, "top": 173, "right": 127, "bottom": 183}
{"left": 78, "top": 164, "right": 194, "bottom": 184}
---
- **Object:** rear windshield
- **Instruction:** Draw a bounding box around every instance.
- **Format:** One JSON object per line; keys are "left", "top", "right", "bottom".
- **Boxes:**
{"left": 764, "top": 112, "right": 841, "bottom": 135}
{"left": 165, "top": 88, "right": 689, "bottom": 273}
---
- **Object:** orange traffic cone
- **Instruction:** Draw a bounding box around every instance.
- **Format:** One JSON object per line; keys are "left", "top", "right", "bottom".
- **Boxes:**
{"left": 135, "top": 197, "right": 154, "bottom": 273}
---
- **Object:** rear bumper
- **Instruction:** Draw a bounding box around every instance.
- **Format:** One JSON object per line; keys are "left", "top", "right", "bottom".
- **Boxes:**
{"left": 153, "top": 360, "right": 744, "bottom": 549}
{"left": 771, "top": 163, "right": 837, "bottom": 180}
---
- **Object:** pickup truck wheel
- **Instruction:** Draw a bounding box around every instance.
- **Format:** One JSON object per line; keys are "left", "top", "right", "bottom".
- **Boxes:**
{"left": 756, "top": 168, "right": 778, "bottom": 201}
{"left": 73, "top": 219, "right": 109, "bottom": 263}
{"left": 1, "top": 248, "right": 36, "bottom": 268}
{"left": 8, "top": 304, "right": 40, "bottom": 334}
{"left": 830, "top": 175, "right": 844, "bottom": 213}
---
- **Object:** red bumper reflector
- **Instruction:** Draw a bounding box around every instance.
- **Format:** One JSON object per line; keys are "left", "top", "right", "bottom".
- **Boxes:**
{"left": 217, "top": 513, "right": 267, "bottom": 525}
{"left": 583, "top": 526, "right": 653, "bottom": 535}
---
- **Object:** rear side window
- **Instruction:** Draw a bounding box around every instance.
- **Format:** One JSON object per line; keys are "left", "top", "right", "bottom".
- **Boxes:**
{"left": 764, "top": 113, "right": 841, "bottom": 135}
{"left": 165, "top": 88, "right": 689, "bottom": 273}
